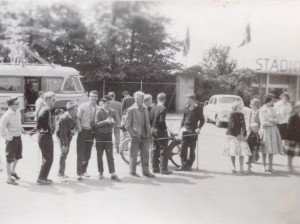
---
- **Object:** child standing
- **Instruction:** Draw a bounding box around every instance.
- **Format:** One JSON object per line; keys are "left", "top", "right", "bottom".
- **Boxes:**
{"left": 247, "top": 123, "right": 261, "bottom": 173}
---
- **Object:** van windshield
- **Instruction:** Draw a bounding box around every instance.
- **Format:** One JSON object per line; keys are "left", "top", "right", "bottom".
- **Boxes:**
{"left": 0, "top": 77, "right": 22, "bottom": 93}
{"left": 218, "top": 97, "right": 241, "bottom": 104}
{"left": 45, "top": 77, "right": 63, "bottom": 93}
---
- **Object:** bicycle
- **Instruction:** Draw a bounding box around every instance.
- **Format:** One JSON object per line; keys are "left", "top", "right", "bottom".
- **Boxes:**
{"left": 119, "top": 132, "right": 182, "bottom": 167}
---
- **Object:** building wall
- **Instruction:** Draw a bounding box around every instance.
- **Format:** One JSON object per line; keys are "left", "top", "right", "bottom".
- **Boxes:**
{"left": 176, "top": 74, "right": 195, "bottom": 113}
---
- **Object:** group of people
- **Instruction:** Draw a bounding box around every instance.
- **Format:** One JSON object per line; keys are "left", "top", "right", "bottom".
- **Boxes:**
{"left": 0, "top": 89, "right": 205, "bottom": 185}
{"left": 224, "top": 92, "right": 299, "bottom": 174}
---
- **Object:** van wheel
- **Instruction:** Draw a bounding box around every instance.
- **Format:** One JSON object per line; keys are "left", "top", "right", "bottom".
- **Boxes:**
{"left": 215, "top": 115, "right": 222, "bottom": 127}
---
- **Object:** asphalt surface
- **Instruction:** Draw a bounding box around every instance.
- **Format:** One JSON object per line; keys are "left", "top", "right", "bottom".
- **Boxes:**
{"left": 0, "top": 117, "right": 299, "bottom": 224}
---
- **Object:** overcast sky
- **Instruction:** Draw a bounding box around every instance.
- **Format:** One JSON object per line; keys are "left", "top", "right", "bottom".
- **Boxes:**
{"left": 11, "top": 0, "right": 300, "bottom": 70}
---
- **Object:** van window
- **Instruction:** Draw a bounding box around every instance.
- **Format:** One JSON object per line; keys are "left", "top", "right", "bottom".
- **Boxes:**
{"left": 219, "top": 97, "right": 241, "bottom": 104}
{"left": 209, "top": 97, "right": 214, "bottom": 104}
{"left": 72, "top": 77, "right": 84, "bottom": 92}
{"left": 45, "top": 77, "right": 63, "bottom": 93}
{"left": 0, "top": 77, "right": 22, "bottom": 93}
{"left": 63, "top": 77, "right": 76, "bottom": 92}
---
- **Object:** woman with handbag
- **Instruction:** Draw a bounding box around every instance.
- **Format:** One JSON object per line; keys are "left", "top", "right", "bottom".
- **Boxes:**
{"left": 284, "top": 101, "right": 300, "bottom": 173}
{"left": 259, "top": 93, "right": 282, "bottom": 173}
{"left": 224, "top": 101, "right": 251, "bottom": 174}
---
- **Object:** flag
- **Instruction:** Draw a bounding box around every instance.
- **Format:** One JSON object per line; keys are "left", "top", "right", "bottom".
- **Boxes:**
{"left": 183, "top": 28, "right": 190, "bottom": 56}
{"left": 238, "top": 23, "right": 251, "bottom": 47}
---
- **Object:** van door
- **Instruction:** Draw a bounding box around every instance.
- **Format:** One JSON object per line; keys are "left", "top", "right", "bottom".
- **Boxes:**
{"left": 24, "top": 77, "right": 41, "bottom": 123}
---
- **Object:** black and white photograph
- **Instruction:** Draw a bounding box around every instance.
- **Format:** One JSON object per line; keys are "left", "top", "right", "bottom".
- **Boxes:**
{"left": 0, "top": 0, "right": 299, "bottom": 223}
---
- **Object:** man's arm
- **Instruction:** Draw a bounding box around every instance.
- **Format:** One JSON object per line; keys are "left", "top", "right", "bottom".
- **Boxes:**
{"left": 0, "top": 115, "right": 13, "bottom": 141}
{"left": 94, "top": 110, "right": 110, "bottom": 128}
{"left": 180, "top": 109, "right": 186, "bottom": 128}
{"left": 76, "top": 105, "right": 84, "bottom": 131}
{"left": 124, "top": 109, "right": 135, "bottom": 137}
{"left": 159, "top": 107, "right": 167, "bottom": 130}
{"left": 197, "top": 107, "right": 205, "bottom": 129}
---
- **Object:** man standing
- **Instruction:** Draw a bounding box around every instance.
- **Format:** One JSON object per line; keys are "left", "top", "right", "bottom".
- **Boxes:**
{"left": 0, "top": 96, "right": 24, "bottom": 185}
{"left": 178, "top": 94, "right": 205, "bottom": 171}
{"left": 35, "top": 91, "right": 44, "bottom": 115}
{"left": 125, "top": 91, "right": 155, "bottom": 178}
{"left": 55, "top": 101, "right": 77, "bottom": 182}
{"left": 108, "top": 92, "right": 122, "bottom": 153}
{"left": 36, "top": 91, "right": 56, "bottom": 184}
{"left": 144, "top": 94, "right": 153, "bottom": 114}
{"left": 95, "top": 96, "right": 121, "bottom": 181}
{"left": 76, "top": 90, "right": 98, "bottom": 180}
{"left": 150, "top": 93, "right": 172, "bottom": 175}
{"left": 122, "top": 91, "right": 135, "bottom": 115}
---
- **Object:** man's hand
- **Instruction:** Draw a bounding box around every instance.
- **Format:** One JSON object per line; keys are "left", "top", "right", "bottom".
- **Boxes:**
{"left": 77, "top": 126, "right": 82, "bottom": 133}
{"left": 195, "top": 128, "right": 201, "bottom": 135}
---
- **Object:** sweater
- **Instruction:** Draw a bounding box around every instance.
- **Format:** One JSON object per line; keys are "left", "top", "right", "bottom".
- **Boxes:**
{"left": 181, "top": 105, "right": 205, "bottom": 130}
{"left": 55, "top": 112, "right": 76, "bottom": 147}
{"left": 150, "top": 104, "right": 167, "bottom": 131}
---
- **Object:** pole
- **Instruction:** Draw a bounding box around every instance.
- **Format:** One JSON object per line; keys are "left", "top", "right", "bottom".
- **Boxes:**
{"left": 140, "top": 80, "right": 143, "bottom": 92}
{"left": 196, "top": 135, "right": 199, "bottom": 172}
{"left": 266, "top": 73, "right": 270, "bottom": 94}
{"left": 103, "top": 78, "right": 105, "bottom": 97}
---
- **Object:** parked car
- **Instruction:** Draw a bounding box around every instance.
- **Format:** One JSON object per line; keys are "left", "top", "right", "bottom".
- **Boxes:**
{"left": 203, "top": 94, "right": 244, "bottom": 127}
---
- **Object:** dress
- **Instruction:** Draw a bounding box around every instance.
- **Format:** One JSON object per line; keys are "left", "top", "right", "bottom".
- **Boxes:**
{"left": 223, "top": 112, "right": 251, "bottom": 157}
{"left": 258, "top": 105, "right": 282, "bottom": 154}
{"left": 283, "top": 113, "right": 300, "bottom": 156}
{"left": 273, "top": 100, "right": 292, "bottom": 140}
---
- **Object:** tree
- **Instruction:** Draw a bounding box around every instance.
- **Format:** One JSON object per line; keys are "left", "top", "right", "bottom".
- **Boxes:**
{"left": 201, "top": 45, "right": 237, "bottom": 78}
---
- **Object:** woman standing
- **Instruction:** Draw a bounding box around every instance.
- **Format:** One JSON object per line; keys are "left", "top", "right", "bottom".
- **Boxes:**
{"left": 224, "top": 101, "right": 251, "bottom": 174}
{"left": 259, "top": 93, "right": 282, "bottom": 173}
{"left": 274, "top": 92, "right": 293, "bottom": 141}
{"left": 284, "top": 101, "right": 300, "bottom": 173}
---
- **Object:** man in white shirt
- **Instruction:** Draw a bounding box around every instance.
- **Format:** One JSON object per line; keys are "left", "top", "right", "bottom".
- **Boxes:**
{"left": 76, "top": 90, "right": 98, "bottom": 180}
{"left": 0, "top": 96, "right": 25, "bottom": 185}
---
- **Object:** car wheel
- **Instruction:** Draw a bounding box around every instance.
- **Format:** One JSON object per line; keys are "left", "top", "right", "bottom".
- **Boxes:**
{"left": 215, "top": 115, "right": 222, "bottom": 127}
{"left": 204, "top": 115, "right": 209, "bottom": 123}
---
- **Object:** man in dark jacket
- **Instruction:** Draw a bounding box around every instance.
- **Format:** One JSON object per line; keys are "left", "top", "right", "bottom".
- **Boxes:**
{"left": 121, "top": 91, "right": 135, "bottom": 115}
{"left": 150, "top": 93, "right": 172, "bottom": 174}
{"left": 55, "top": 101, "right": 77, "bottom": 182}
{"left": 36, "top": 91, "right": 56, "bottom": 185}
{"left": 178, "top": 94, "right": 205, "bottom": 171}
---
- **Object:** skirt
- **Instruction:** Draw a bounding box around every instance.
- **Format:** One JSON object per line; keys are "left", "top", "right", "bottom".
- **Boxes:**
{"left": 223, "top": 135, "right": 252, "bottom": 157}
{"left": 259, "top": 126, "right": 283, "bottom": 155}
{"left": 284, "top": 140, "right": 300, "bottom": 156}
{"left": 277, "top": 123, "right": 288, "bottom": 140}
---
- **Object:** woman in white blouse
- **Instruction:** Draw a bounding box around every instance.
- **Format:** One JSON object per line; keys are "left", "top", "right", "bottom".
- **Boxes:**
{"left": 259, "top": 93, "right": 282, "bottom": 173}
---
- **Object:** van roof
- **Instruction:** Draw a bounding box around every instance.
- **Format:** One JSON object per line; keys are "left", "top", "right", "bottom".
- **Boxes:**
{"left": 0, "top": 64, "right": 80, "bottom": 77}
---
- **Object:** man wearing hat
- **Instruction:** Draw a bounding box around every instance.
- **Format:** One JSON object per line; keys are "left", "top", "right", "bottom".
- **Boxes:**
{"left": 94, "top": 96, "right": 121, "bottom": 181}
{"left": 178, "top": 94, "right": 205, "bottom": 171}
{"left": 55, "top": 101, "right": 78, "bottom": 182}
{"left": 0, "top": 96, "right": 25, "bottom": 185}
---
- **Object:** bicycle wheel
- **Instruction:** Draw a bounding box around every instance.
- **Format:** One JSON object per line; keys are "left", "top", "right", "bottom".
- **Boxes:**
{"left": 168, "top": 140, "right": 181, "bottom": 168}
{"left": 120, "top": 138, "right": 141, "bottom": 165}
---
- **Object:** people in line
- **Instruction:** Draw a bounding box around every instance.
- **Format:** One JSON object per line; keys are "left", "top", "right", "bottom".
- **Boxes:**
{"left": 124, "top": 91, "right": 155, "bottom": 178}
{"left": 224, "top": 101, "right": 251, "bottom": 173}
{"left": 76, "top": 90, "right": 98, "bottom": 180}
{"left": 284, "top": 101, "right": 300, "bottom": 173}
{"left": 55, "top": 101, "right": 77, "bottom": 182}
{"left": 259, "top": 93, "right": 282, "bottom": 173}
{"left": 94, "top": 96, "right": 121, "bottom": 181}
{"left": 0, "top": 96, "right": 25, "bottom": 185}
{"left": 36, "top": 91, "right": 56, "bottom": 185}
{"left": 150, "top": 93, "right": 172, "bottom": 175}
{"left": 178, "top": 94, "right": 205, "bottom": 171}
{"left": 107, "top": 92, "right": 122, "bottom": 153}
{"left": 273, "top": 92, "right": 293, "bottom": 142}
{"left": 247, "top": 123, "right": 262, "bottom": 173}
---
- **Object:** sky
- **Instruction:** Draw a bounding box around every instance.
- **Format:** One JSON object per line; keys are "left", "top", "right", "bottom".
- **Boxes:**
{"left": 7, "top": 0, "right": 300, "bottom": 70}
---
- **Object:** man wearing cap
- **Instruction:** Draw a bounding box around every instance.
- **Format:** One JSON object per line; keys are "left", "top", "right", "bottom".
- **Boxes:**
{"left": 124, "top": 91, "right": 155, "bottom": 178}
{"left": 0, "top": 96, "right": 25, "bottom": 185}
{"left": 94, "top": 96, "right": 121, "bottom": 181}
{"left": 55, "top": 101, "right": 77, "bottom": 182}
{"left": 178, "top": 94, "right": 205, "bottom": 171}
{"left": 107, "top": 92, "right": 122, "bottom": 153}
{"left": 36, "top": 91, "right": 56, "bottom": 185}
{"left": 76, "top": 90, "right": 98, "bottom": 180}
{"left": 150, "top": 93, "right": 172, "bottom": 174}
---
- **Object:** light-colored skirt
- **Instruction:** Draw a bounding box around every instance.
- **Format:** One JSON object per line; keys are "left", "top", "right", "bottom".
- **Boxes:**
{"left": 223, "top": 135, "right": 252, "bottom": 157}
{"left": 259, "top": 126, "right": 283, "bottom": 155}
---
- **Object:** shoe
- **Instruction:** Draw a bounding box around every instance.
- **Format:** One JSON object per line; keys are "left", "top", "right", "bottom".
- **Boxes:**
{"left": 46, "top": 179, "right": 53, "bottom": 183}
{"left": 130, "top": 173, "right": 140, "bottom": 178}
{"left": 37, "top": 179, "right": 52, "bottom": 185}
{"left": 77, "top": 175, "right": 83, "bottom": 181}
{"left": 143, "top": 172, "right": 155, "bottom": 178}
{"left": 111, "top": 174, "right": 121, "bottom": 181}
{"left": 99, "top": 173, "right": 104, "bottom": 180}
{"left": 152, "top": 169, "right": 160, "bottom": 174}
{"left": 83, "top": 173, "right": 90, "bottom": 178}
{"left": 176, "top": 166, "right": 188, "bottom": 171}
{"left": 58, "top": 173, "right": 68, "bottom": 178}
{"left": 7, "top": 178, "right": 18, "bottom": 185}
{"left": 160, "top": 170, "right": 172, "bottom": 175}
{"left": 11, "top": 172, "right": 21, "bottom": 180}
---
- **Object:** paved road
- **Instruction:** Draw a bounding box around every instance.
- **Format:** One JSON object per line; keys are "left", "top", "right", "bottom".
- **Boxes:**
{"left": 0, "top": 120, "right": 299, "bottom": 224}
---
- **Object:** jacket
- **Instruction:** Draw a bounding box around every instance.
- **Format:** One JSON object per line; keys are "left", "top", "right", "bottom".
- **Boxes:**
{"left": 95, "top": 108, "right": 117, "bottom": 134}
{"left": 124, "top": 103, "right": 152, "bottom": 140}
{"left": 286, "top": 113, "right": 300, "bottom": 142}
{"left": 226, "top": 112, "right": 247, "bottom": 137}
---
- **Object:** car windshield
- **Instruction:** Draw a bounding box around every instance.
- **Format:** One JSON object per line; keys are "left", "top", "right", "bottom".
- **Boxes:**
{"left": 218, "top": 97, "right": 241, "bottom": 104}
